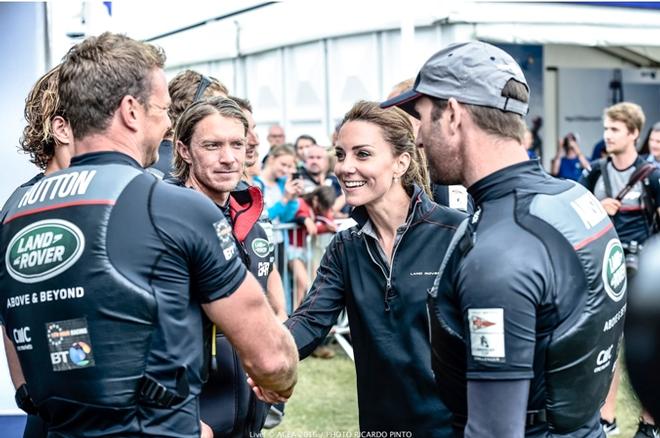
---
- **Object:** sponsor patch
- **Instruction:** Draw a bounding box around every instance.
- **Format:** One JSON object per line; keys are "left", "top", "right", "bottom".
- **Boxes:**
{"left": 257, "top": 261, "right": 270, "bottom": 277}
{"left": 5, "top": 219, "right": 85, "bottom": 284}
{"left": 251, "top": 238, "right": 270, "bottom": 258}
{"left": 213, "top": 219, "right": 237, "bottom": 261}
{"left": 603, "top": 303, "right": 626, "bottom": 332}
{"left": 260, "top": 222, "right": 276, "bottom": 253}
{"left": 13, "top": 326, "right": 33, "bottom": 352}
{"left": 471, "top": 207, "right": 481, "bottom": 224}
{"left": 46, "top": 317, "right": 95, "bottom": 372}
{"left": 602, "top": 239, "right": 626, "bottom": 302}
{"left": 468, "top": 308, "right": 505, "bottom": 363}
{"left": 594, "top": 344, "right": 614, "bottom": 373}
{"left": 448, "top": 185, "right": 469, "bottom": 211}
{"left": 570, "top": 192, "right": 607, "bottom": 230}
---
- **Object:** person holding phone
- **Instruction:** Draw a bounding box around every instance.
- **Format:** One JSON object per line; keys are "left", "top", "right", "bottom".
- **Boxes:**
{"left": 254, "top": 145, "right": 303, "bottom": 224}
{"left": 550, "top": 132, "right": 591, "bottom": 180}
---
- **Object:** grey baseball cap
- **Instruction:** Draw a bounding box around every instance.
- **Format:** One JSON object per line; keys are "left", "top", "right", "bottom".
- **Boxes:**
{"left": 381, "top": 41, "right": 529, "bottom": 118}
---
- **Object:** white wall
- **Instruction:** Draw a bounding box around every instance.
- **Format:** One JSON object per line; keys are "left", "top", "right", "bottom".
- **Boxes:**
{"left": 166, "top": 25, "right": 464, "bottom": 155}
{"left": 0, "top": 3, "right": 47, "bottom": 206}
{"left": 0, "top": 3, "right": 47, "bottom": 416}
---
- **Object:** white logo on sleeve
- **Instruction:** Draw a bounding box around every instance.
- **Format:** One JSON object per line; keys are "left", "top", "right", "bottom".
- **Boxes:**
{"left": 448, "top": 185, "right": 469, "bottom": 211}
{"left": 602, "top": 239, "right": 626, "bottom": 302}
{"left": 468, "top": 308, "right": 505, "bottom": 363}
{"left": 594, "top": 344, "right": 614, "bottom": 373}
{"left": 570, "top": 192, "right": 607, "bottom": 230}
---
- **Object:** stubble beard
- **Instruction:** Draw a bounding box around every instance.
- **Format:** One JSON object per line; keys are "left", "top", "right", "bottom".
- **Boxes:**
{"left": 426, "top": 128, "right": 463, "bottom": 186}
{"left": 428, "top": 154, "right": 462, "bottom": 185}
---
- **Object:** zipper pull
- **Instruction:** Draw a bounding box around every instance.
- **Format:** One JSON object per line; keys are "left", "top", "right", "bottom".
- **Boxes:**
{"left": 384, "top": 283, "right": 392, "bottom": 312}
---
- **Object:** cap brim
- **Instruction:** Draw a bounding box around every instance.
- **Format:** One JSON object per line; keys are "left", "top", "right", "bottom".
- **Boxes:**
{"left": 380, "top": 88, "right": 422, "bottom": 119}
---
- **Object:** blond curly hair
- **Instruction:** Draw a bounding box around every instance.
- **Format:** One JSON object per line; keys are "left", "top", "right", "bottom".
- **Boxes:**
{"left": 19, "top": 65, "right": 62, "bottom": 169}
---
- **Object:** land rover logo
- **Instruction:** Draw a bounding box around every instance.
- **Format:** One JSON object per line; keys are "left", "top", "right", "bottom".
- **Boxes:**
{"left": 252, "top": 238, "right": 270, "bottom": 258}
{"left": 5, "top": 219, "right": 85, "bottom": 284}
{"left": 602, "top": 238, "right": 626, "bottom": 302}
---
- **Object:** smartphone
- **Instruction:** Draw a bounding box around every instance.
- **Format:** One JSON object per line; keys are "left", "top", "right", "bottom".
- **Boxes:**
{"left": 291, "top": 171, "right": 301, "bottom": 180}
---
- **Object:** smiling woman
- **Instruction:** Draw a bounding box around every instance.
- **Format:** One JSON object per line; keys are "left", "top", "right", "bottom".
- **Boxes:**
{"left": 283, "top": 100, "right": 467, "bottom": 436}
{"left": 335, "top": 100, "right": 430, "bottom": 214}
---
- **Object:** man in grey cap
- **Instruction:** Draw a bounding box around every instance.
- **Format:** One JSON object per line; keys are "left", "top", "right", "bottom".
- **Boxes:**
{"left": 383, "top": 41, "right": 623, "bottom": 437}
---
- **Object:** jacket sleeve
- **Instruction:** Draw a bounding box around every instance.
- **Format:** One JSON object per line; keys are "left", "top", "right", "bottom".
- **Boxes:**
{"left": 465, "top": 380, "right": 530, "bottom": 438}
{"left": 284, "top": 235, "right": 346, "bottom": 359}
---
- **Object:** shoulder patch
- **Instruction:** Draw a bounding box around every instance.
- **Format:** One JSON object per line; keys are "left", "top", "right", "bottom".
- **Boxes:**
{"left": 213, "top": 219, "right": 237, "bottom": 261}
{"left": 530, "top": 184, "right": 612, "bottom": 250}
{"left": 468, "top": 308, "right": 505, "bottom": 363}
{"left": 602, "top": 238, "right": 626, "bottom": 303}
{"left": 251, "top": 238, "right": 270, "bottom": 258}
{"left": 570, "top": 191, "right": 608, "bottom": 231}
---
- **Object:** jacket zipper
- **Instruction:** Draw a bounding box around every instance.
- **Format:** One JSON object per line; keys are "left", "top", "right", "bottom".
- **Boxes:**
{"left": 364, "top": 240, "right": 392, "bottom": 311}
{"left": 362, "top": 198, "right": 419, "bottom": 312}
{"left": 387, "top": 222, "right": 412, "bottom": 310}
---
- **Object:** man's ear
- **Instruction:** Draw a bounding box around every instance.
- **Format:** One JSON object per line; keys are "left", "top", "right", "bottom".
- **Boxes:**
{"left": 446, "top": 97, "right": 464, "bottom": 136}
{"left": 176, "top": 140, "right": 193, "bottom": 165}
{"left": 51, "top": 116, "right": 72, "bottom": 146}
{"left": 632, "top": 128, "right": 640, "bottom": 143}
{"left": 118, "top": 95, "right": 141, "bottom": 132}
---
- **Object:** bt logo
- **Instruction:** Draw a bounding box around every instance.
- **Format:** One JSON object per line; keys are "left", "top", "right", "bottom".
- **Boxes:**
{"left": 51, "top": 351, "right": 69, "bottom": 365}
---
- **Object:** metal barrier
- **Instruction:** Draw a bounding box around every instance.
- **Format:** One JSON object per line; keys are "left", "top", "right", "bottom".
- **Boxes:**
{"left": 272, "top": 222, "right": 353, "bottom": 360}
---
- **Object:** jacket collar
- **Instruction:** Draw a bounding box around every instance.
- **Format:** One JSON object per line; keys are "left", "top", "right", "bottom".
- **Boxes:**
{"left": 70, "top": 151, "right": 143, "bottom": 169}
{"left": 467, "top": 159, "right": 547, "bottom": 206}
{"left": 229, "top": 185, "right": 264, "bottom": 243}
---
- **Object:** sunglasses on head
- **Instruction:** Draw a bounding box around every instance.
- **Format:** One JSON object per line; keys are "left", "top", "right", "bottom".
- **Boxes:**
{"left": 193, "top": 75, "right": 213, "bottom": 102}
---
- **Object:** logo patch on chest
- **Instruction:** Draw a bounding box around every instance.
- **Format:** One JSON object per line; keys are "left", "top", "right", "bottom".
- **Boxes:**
{"left": 5, "top": 219, "right": 85, "bottom": 284}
